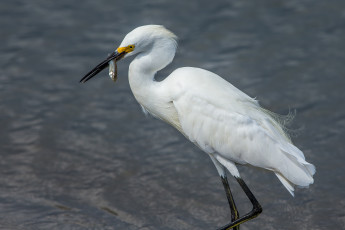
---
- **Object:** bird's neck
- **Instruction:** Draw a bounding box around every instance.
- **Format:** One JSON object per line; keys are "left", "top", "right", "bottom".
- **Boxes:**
{"left": 128, "top": 39, "right": 176, "bottom": 106}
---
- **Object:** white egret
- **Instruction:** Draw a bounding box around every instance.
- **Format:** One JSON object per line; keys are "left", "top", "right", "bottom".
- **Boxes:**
{"left": 80, "top": 25, "right": 315, "bottom": 230}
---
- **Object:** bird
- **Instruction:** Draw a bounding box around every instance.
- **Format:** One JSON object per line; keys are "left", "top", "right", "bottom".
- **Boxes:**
{"left": 80, "top": 25, "right": 315, "bottom": 230}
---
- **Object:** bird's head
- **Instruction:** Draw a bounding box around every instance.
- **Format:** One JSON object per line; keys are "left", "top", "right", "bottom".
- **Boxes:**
{"left": 80, "top": 25, "right": 177, "bottom": 83}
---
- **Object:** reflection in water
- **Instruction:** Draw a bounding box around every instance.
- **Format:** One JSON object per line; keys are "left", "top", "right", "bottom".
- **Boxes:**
{"left": 1, "top": 0, "right": 344, "bottom": 229}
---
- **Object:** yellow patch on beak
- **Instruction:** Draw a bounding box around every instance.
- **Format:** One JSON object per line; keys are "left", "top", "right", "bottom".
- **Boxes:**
{"left": 117, "top": 44, "right": 135, "bottom": 54}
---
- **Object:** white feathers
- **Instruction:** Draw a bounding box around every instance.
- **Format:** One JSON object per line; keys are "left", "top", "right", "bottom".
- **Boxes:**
{"left": 275, "top": 173, "right": 295, "bottom": 196}
{"left": 168, "top": 67, "right": 315, "bottom": 195}
{"left": 215, "top": 154, "right": 241, "bottom": 178}
{"left": 120, "top": 25, "right": 315, "bottom": 196}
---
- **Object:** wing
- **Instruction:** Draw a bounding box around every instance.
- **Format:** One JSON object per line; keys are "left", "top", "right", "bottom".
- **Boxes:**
{"left": 167, "top": 67, "right": 285, "bottom": 162}
{"left": 167, "top": 67, "right": 314, "bottom": 188}
{"left": 173, "top": 88, "right": 280, "bottom": 167}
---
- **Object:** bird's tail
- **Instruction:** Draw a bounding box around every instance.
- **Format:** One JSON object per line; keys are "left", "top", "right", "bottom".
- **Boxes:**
{"left": 276, "top": 143, "right": 315, "bottom": 196}
{"left": 275, "top": 173, "right": 295, "bottom": 196}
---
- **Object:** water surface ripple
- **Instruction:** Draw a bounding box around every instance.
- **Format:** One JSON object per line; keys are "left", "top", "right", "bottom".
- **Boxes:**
{"left": 1, "top": 1, "right": 344, "bottom": 229}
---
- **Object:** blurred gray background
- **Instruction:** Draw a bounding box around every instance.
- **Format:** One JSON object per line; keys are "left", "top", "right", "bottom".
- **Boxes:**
{"left": 1, "top": 0, "right": 344, "bottom": 229}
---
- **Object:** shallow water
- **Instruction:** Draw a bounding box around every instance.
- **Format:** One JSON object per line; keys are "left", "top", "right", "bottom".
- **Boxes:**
{"left": 1, "top": 0, "right": 345, "bottom": 229}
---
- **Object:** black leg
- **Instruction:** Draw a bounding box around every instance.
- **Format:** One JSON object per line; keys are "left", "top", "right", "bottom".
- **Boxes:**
{"left": 221, "top": 175, "right": 240, "bottom": 230}
{"left": 217, "top": 177, "right": 262, "bottom": 230}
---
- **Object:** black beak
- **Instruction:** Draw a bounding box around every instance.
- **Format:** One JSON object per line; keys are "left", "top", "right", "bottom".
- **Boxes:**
{"left": 80, "top": 51, "right": 126, "bottom": 83}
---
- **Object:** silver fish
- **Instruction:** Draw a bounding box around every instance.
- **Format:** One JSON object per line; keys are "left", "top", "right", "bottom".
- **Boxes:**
{"left": 109, "top": 60, "right": 117, "bottom": 82}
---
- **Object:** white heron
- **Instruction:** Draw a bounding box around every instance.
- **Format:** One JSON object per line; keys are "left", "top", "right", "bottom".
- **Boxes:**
{"left": 80, "top": 25, "right": 315, "bottom": 230}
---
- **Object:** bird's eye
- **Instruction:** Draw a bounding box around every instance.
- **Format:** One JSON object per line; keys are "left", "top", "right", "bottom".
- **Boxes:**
{"left": 124, "top": 45, "right": 135, "bottom": 53}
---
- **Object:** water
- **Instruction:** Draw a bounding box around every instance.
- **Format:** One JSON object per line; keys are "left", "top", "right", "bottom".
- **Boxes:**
{"left": 1, "top": 0, "right": 345, "bottom": 229}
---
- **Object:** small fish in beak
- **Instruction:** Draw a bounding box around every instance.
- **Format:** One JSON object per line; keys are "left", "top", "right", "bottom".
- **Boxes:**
{"left": 80, "top": 51, "right": 125, "bottom": 83}
{"left": 109, "top": 59, "right": 117, "bottom": 82}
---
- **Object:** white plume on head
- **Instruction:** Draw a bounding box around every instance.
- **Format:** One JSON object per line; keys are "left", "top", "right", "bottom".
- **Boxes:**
{"left": 120, "top": 25, "right": 178, "bottom": 56}
{"left": 122, "top": 25, "right": 178, "bottom": 74}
